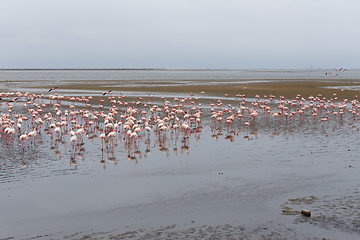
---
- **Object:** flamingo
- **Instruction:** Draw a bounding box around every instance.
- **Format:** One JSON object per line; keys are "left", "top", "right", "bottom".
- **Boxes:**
{"left": 19, "top": 132, "right": 28, "bottom": 150}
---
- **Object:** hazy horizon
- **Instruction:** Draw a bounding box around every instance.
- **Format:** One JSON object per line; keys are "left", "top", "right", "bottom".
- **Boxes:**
{"left": 1, "top": 0, "right": 359, "bottom": 69}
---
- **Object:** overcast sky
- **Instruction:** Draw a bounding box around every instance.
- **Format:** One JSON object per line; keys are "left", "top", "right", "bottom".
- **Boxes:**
{"left": 0, "top": 0, "right": 359, "bottom": 69}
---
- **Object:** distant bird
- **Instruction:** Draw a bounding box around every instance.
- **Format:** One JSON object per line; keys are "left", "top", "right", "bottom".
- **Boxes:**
{"left": 48, "top": 87, "right": 58, "bottom": 92}
{"left": 333, "top": 68, "right": 346, "bottom": 72}
{"left": 9, "top": 97, "right": 19, "bottom": 102}
{"left": 102, "top": 90, "right": 112, "bottom": 96}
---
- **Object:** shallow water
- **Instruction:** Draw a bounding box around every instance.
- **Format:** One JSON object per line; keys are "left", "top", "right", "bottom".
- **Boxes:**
{"left": 1, "top": 70, "right": 360, "bottom": 239}
{"left": 1, "top": 69, "right": 360, "bottom": 91}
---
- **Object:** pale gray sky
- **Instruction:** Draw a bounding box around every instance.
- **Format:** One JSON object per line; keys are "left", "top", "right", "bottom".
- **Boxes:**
{"left": 0, "top": 0, "right": 359, "bottom": 69}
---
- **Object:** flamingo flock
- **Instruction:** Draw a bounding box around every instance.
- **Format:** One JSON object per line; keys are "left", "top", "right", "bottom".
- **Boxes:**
{"left": 325, "top": 67, "right": 347, "bottom": 77}
{"left": 0, "top": 89, "right": 359, "bottom": 169}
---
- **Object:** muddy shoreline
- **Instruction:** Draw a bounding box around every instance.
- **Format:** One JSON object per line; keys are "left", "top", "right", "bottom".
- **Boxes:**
{"left": 22, "top": 77, "right": 360, "bottom": 99}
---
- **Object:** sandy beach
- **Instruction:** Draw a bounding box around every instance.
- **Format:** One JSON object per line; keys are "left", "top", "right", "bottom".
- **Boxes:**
{"left": 1, "top": 69, "right": 360, "bottom": 240}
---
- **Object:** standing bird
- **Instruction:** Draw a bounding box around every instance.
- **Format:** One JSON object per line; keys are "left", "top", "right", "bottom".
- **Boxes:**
{"left": 19, "top": 132, "right": 28, "bottom": 150}
{"left": 28, "top": 128, "right": 37, "bottom": 145}
{"left": 70, "top": 134, "right": 77, "bottom": 147}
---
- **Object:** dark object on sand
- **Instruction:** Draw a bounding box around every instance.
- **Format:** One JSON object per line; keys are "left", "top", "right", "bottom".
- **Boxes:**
{"left": 301, "top": 209, "right": 311, "bottom": 217}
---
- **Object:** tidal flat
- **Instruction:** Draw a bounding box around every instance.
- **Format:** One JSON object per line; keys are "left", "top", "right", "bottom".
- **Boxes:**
{"left": 1, "top": 69, "right": 360, "bottom": 240}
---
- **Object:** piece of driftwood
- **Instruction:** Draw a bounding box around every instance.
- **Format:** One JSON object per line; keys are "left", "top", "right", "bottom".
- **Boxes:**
{"left": 301, "top": 209, "right": 311, "bottom": 217}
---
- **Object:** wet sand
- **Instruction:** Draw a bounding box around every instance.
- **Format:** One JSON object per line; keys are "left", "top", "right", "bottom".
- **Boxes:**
{"left": 24, "top": 76, "right": 360, "bottom": 99}
{"left": 1, "top": 70, "right": 360, "bottom": 239}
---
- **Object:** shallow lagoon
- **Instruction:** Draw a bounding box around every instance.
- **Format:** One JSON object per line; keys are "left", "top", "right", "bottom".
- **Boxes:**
{"left": 1, "top": 69, "right": 360, "bottom": 239}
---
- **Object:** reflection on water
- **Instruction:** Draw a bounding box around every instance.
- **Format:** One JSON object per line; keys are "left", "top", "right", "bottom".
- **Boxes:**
{"left": 1, "top": 88, "right": 360, "bottom": 184}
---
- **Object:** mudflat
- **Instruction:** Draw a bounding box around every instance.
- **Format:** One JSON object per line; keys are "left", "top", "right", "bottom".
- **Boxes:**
{"left": 1, "top": 69, "right": 360, "bottom": 240}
